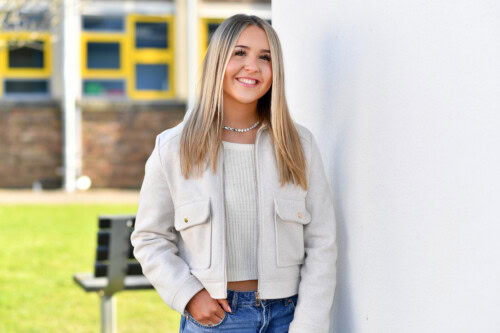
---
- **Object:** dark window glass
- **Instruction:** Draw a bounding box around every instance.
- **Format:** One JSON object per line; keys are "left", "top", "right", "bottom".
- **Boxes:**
{"left": 5, "top": 79, "right": 49, "bottom": 94}
{"left": 82, "top": 16, "right": 124, "bottom": 31}
{"left": 207, "top": 23, "right": 220, "bottom": 47}
{"left": 87, "top": 42, "right": 120, "bottom": 69}
{"left": 136, "top": 64, "right": 169, "bottom": 91}
{"left": 135, "top": 22, "right": 168, "bottom": 48}
{"left": 83, "top": 80, "right": 125, "bottom": 97}
{"left": 8, "top": 41, "right": 44, "bottom": 68}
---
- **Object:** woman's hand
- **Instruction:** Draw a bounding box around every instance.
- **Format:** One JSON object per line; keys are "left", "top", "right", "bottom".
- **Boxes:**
{"left": 186, "top": 289, "right": 232, "bottom": 326}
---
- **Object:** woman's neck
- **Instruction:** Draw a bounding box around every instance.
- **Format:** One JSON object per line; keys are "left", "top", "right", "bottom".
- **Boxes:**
{"left": 222, "top": 97, "right": 259, "bottom": 128}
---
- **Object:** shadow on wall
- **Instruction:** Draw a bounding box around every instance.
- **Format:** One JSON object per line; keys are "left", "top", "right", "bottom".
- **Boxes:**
{"left": 315, "top": 30, "right": 363, "bottom": 333}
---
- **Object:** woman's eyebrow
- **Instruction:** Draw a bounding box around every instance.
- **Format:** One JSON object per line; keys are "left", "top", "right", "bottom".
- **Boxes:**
{"left": 235, "top": 45, "right": 271, "bottom": 53}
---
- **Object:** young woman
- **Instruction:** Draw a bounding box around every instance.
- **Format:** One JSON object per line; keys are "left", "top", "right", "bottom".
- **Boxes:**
{"left": 131, "top": 14, "right": 337, "bottom": 333}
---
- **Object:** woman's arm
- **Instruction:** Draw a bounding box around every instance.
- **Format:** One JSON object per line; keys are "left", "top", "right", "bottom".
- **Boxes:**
{"left": 131, "top": 134, "right": 205, "bottom": 316}
{"left": 289, "top": 133, "right": 338, "bottom": 333}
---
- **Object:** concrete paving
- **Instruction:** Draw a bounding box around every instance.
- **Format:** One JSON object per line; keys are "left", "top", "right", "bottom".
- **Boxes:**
{"left": 0, "top": 189, "right": 140, "bottom": 204}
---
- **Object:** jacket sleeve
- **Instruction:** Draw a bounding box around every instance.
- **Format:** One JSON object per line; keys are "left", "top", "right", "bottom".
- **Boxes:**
{"left": 130, "top": 134, "right": 205, "bottom": 316}
{"left": 289, "top": 133, "right": 338, "bottom": 333}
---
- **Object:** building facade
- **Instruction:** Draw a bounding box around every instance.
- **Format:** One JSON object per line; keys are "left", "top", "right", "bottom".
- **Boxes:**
{"left": 0, "top": 0, "right": 271, "bottom": 189}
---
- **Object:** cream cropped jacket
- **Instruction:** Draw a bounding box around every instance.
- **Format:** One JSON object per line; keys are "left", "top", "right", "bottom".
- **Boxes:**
{"left": 131, "top": 119, "right": 337, "bottom": 333}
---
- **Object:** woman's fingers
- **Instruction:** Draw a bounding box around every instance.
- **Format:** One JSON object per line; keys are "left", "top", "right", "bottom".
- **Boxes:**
{"left": 187, "top": 289, "right": 229, "bottom": 326}
{"left": 214, "top": 301, "right": 226, "bottom": 317}
{"left": 206, "top": 300, "right": 226, "bottom": 325}
{"left": 217, "top": 298, "right": 232, "bottom": 313}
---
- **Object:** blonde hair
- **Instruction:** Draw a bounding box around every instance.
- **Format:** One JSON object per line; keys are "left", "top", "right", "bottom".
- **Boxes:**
{"left": 180, "top": 14, "right": 307, "bottom": 190}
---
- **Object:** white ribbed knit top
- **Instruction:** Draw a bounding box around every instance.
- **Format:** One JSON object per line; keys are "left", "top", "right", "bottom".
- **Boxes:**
{"left": 222, "top": 140, "right": 259, "bottom": 281}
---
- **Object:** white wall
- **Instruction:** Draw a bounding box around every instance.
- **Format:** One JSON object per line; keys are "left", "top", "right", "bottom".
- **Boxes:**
{"left": 272, "top": 1, "right": 500, "bottom": 332}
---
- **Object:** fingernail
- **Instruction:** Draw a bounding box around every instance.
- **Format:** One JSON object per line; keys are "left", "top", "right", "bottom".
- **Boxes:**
{"left": 228, "top": 306, "right": 232, "bottom": 313}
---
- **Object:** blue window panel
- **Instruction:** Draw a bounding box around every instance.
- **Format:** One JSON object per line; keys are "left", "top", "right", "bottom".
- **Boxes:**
{"left": 87, "top": 42, "right": 120, "bottom": 69}
{"left": 5, "top": 79, "right": 49, "bottom": 94}
{"left": 83, "top": 16, "right": 124, "bottom": 31}
{"left": 8, "top": 41, "right": 44, "bottom": 68}
{"left": 83, "top": 80, "right": 125, "bottom": 97}
{"left": 136, "top": 64, "right": 169, "bottom": 91}
{"left": 135, "top": 22, "right": 168, "bottom": 49}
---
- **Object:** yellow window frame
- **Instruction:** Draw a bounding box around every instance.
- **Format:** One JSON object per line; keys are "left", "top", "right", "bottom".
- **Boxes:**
{"left": 81, "top": 32, "right": 129, "bottom": 79}
{"left": 0, "top": 32, "right": 52, "bottom": 97}
{"left": 199, "top": 18, "right": 224, "bottom": 64}
{"left": 127, "top": 14, "right": 175, "bottom": 100}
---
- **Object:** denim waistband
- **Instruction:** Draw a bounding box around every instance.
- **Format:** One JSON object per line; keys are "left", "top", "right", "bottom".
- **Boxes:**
{"left": 227, "top": 289, "right": 298, "bottom": 309}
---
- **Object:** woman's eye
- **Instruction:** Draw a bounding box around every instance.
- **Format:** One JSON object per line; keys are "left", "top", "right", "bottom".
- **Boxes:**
{"left": 235, "top": 50, "right": 246, "bottom": 56}
{"left": 260, "top": 55, "right": 271, "bottom": 61}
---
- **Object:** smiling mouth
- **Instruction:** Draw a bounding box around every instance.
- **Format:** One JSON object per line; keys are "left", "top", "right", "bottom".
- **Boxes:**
{"left": 236, "top": 77, "right": 260, "bottom": 87}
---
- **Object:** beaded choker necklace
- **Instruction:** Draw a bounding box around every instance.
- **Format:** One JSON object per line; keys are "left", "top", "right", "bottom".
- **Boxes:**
{"left": 223, "top": 120, "right": 260, "bottom": 133}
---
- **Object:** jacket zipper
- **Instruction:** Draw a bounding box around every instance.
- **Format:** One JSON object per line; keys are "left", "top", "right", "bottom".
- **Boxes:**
{"left": 254, "top": 124, "right": 266, "bottom": 303}
{"left": 220, "top": 146, "right": 228, "bottom": 298}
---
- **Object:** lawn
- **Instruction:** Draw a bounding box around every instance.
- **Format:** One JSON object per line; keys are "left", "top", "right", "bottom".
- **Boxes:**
{"left": 0, "top": 204, "right": 181, "bottom": 333}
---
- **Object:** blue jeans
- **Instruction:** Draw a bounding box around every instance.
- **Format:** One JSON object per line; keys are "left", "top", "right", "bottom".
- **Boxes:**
{"left": 180, "top": 289, "right": 298, "bottom": 332}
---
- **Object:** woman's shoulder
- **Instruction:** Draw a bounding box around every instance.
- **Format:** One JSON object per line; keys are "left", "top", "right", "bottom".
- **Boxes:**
{"left": 156, "top": 121, "right": 185, "bottom": 149}
{"left": 293, "top": 121, "right": 313, "bottom": 144}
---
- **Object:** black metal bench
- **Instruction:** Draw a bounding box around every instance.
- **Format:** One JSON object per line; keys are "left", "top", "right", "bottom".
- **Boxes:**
{"left": 73, "top": 215, "right": 152, "bottom": 333}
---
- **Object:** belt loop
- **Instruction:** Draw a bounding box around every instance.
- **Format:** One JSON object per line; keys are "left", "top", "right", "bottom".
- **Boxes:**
{"left": 231, "top": 291, "right": 238, "bottom": 312}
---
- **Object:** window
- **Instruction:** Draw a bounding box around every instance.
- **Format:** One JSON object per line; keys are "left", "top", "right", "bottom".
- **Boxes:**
{"left": 136, "top": 64, "right": 169, "bottom": 91}
{"left": 83, "top": 80, "right": 125, "bottom": 97}
{"left": 81, "top": 33, "right": 127, "bottom": 79}
{"left": 2, "top": 10, "right": 51, "bottom": 31}
{"left": 135, "top": 22, "right": 168, "bottom": 49}
{"left": 128, "top": 15, "right": 175, "bottom": 100}
{"left": 199, "top": 18, "right": 224, "bottom": 62}
{"left": 5, "top": 79, "right": 49, "bottom": 95}
{"left": 81, "top": 14, "right": 174, "bottom": 100}
{"left": 87, "top": 42, "right": 121, "bottom": 69}
{"left": 83, "top": 16, "right": 124, "bottom": 32}
{"left": 81, "top": 16, "right": 128, "bottom": 98}
{"left": 206, "top": 22, "right": 222, "bottom": 47}
{"left": 0, "top": 32, "right": 52, "bottom": 98}
{"left": 8, "top": 41, "right": 44, "bottom": 68}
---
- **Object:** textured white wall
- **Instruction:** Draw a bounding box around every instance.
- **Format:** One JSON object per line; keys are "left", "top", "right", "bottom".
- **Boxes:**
{"left": 272, "top": 1, "right": 500, "bottom": 332}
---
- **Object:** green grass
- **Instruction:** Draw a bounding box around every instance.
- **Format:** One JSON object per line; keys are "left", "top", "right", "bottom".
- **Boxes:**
{"left": 0, "top": 204, "right": 181, "bottom": 333}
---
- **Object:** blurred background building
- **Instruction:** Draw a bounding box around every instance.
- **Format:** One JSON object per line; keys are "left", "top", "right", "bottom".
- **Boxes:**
{"left": 0, "top": 0, "right": 271, "bottom": 190}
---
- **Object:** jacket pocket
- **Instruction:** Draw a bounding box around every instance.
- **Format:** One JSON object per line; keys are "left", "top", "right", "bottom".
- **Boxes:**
{"left": 174, "top": 198, "right": 212, "bottom": 269}
{"left": 274, "top": 197, "right": 312, "bottom": 267}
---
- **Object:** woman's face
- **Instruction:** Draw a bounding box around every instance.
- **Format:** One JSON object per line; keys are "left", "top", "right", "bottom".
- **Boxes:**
{"left": 223, "top": 25, "right": 273, "bottom": 108}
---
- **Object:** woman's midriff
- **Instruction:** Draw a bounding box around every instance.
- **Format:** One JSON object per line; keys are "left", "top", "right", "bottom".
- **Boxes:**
{"left": 227, "top": 279, "right": 258, "bottom": 291}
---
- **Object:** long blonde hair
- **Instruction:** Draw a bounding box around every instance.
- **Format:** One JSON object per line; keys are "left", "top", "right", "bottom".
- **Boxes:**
{"left": 180, "top": 14, "right": 308, "bottom": 190}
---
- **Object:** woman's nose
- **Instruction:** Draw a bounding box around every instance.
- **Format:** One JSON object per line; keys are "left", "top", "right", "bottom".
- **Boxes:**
{"left": 244, "top": 57, "right": 259, "bottom": 72}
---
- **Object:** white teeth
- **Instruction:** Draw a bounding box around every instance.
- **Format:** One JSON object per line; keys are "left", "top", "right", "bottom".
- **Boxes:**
{"left": 238, "top": 78, "right": 257, "bottom": 84}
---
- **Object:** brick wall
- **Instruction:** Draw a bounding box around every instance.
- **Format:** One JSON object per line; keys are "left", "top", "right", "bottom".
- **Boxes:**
{"left": 81, "top": 101, "right": 185, "bottom": 188}
{"left": 0, "top": 101, "right": 63, "bottom": 188}
{"left": 0, "top": 100, "right": 185, "bottom": 189}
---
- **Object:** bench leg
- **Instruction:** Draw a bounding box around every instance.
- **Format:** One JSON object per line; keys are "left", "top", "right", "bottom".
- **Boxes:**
{"left": 100, "top": 294, "right": 117, "bottom": 333}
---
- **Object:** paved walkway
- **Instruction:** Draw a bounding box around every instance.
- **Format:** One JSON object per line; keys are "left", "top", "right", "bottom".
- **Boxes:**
{"left": 0, "top": 189, "right": 140, "bottom": 204}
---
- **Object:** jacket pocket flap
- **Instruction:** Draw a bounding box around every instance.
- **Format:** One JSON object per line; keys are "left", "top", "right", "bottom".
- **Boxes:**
{"left": 274, "top": 197, "right": 311, "bottom": 224}
{"left": 174, "top": 198, "right": 211, "bottom": 231}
